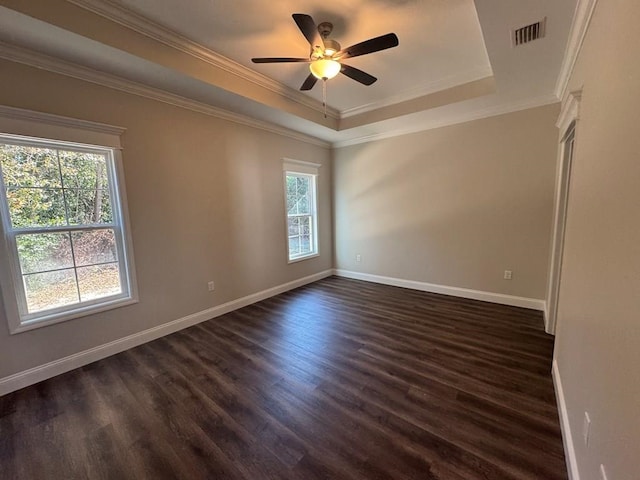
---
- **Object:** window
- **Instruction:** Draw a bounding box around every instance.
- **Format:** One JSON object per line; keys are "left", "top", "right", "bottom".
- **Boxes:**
{"left": 283, "top": 159, "right": 320, "bottom": 262}
{"left": 0, "top": 131, "right": 136, "bottom": 333}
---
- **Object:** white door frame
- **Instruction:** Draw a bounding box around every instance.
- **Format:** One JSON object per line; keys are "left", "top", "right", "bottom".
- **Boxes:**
{"left": 545, "top": 90, "right": 582, "bottom": 334}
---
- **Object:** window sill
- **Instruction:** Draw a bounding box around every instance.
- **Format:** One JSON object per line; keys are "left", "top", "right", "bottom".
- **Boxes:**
{"left": 287, "top": 253, "right": 319, "bottom": 264}
{"left": 9, "top": 296, "right": 139, "bottom": 335}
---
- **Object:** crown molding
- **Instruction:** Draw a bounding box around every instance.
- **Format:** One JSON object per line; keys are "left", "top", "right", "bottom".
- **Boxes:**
{"left": 334, "top": 94, "right": 559, "bottom": 148}
{"left": 0, "top": 42, "right": 561, "bottom": 151}
{"left": 66, "top": 0, "right": 340, "bottom": 120}
{"left": 340, "top": 65, "right": 494, "bottom": 118}
{"left": 0, "top": 42, "right": 331, "bottom": 148}
{"left": 555, "top": 0, "right": 599, "bottom": 101}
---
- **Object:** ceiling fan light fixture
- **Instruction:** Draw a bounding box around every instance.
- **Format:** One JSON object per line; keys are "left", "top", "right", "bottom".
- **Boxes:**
{"left": 310, "top": 59, "right": 341, "bottom": 80}
{"left": 323, "top": 38, "right": 341, "bottom": 57}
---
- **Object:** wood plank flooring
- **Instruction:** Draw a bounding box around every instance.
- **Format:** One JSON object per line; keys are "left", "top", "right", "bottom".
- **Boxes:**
{"left": 0, "top": 276, "right": 567, "bottom": 479}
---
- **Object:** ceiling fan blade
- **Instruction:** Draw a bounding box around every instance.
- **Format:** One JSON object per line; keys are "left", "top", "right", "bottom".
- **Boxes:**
{"left": 252, "top": 57, "right": 310, "bottom": 63}
{"left": 336, "top": 33, "right": 399, "bottom": 60}
{"left": 300, "top": 73, "right": 318, "bottom": 91}
{"left": 292, "top": 13, "right": 325, "bottom": 50}
{"left": 340, "top": 64, "right": 377, "bottom": 86}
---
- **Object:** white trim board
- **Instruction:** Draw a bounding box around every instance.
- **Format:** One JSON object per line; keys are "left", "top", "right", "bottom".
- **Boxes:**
{"left": 0, "top": 269, "right": 333, "bottom": 396}
{"left": 553, "top": 359, "right": 580, "bottom": 480}
{"left": 555, "top": 0, "right": 599, "bottom": 100}
{"left": 545, "top": 90, "right": 582, "bottom": 335}
{"left": 333, "top": 269, "right": 546, "bottom": 311}
{"left": 0, "top": 105, "right": 125, "bottom": 149}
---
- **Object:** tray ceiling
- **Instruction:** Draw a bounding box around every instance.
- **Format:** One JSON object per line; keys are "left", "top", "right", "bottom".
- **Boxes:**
{"left": 0, "top": 0, "right": 578, "bottom": 145}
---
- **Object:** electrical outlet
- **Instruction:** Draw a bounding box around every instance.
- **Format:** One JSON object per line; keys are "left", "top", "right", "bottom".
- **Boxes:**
{"left": 356, "top": 254, "right": 362, "bottom": 263}
{"left": 207, "top": 281, "right": 215, "bottom": 292}
{"left": 583, "top": 411, "right": 591, "bottom": 446}
{"left": 599, "top": 464, "right": 609, "bottom": 480}
{"left": 504, "top": 270, "right": 513, "bottom": 280}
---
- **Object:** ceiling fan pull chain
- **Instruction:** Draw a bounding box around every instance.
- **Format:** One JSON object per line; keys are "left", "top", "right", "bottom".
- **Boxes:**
{"left": 323, "top": 79, "right": 327, "bottom": 118}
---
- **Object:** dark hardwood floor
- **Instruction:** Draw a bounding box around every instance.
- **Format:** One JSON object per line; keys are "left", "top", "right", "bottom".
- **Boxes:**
{"left": 0, "top": 276, "right": 567, "bottom": 479}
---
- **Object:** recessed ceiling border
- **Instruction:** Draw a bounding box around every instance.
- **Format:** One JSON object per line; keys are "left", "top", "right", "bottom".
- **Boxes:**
{"left": 66, "top": 0, "right": 341, "bottom": 120}
{"left": 333, "top": 94, "right": 559, "bottom": 148}
{"left": 0, "top": 41, "right": 562, "bottom": 150}
{"left": 0, "top": 42, "right": 331, "bottom": 148}
{"left": 340, "top": 65, "right": 494, "bottom": 118}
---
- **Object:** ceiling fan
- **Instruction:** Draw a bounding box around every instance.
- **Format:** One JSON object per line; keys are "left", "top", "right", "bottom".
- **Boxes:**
{"left": 252, "top": 13, "right": 399, "bottom": 92}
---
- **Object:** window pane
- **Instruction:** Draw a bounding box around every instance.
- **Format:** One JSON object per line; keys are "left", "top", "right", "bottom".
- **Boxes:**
{"left": 0, "top": 145, "right": 61, "bottom": 188}
{"left": 289, "top": 237, "right": 300, "bottom": 257}
{"left": 59, "top": 151, "right": 109, "bottom": 191}
{"left": 24, "top": 269, "right": 79, "bottom": 313}
{"left": 298, "top": 194, "right": 310, "bottom": 214}
{"left": 288, "top": 217, "right": 300, "bottom": 236}
{"left": 6, "top": 187, "right": 67, "bottom": 228}
{"left": 72, "top": 229, "right": 118, "bottom": 266}
{"left": 66, "top": 188, "right": 113, "bottom": 224}
{"left": 77, "top": 263, "right": 122, "bottom": 301}
{"left": 286, "top": 175, "right": 296, "bottom": 196}
{"left": 299, "top": 177, "right": 311, "bottom": 214}
{"left": 16, "top": 232, "right": 73, "bottom": 274}
{"left": 300, "top": 234, "right": 311, "bottom": 254}
{"left": 300, "top": 216, "right": 311, "bottom": 235}
{"left": 286, "top": 174, "right": 312, "bottom": 215}
{"left": 287, "top": 194, "right": 297, "bottom": 215}
{"left": 296, "top": 176, "right": 308, "bottom": 196}
{"left": 299, "top": 216, "right": 312, "bottom": 254}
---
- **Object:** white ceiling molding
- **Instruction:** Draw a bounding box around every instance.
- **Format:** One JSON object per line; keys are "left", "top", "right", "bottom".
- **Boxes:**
{"left": 555, "top": 0, "right": 599, "bottom": 101}
{"left": 340, "top": 65, "right": 494, "bottom": 118}
{"left": 334, "top": 94, "right": 559, "bottom": 149}
{"left": 0, "top": 42, "right": 331, "bottom": 149}
{"left": 0, "top": 41, "right": 561, "bottom": 151}
{"left": 67, "top": 0, "right": 340, "bottom": 120}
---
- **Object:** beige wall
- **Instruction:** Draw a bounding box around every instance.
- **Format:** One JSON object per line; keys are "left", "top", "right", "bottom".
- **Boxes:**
{"left": 554, "top": 1, "right": 640, "bottom": 479}
{"left": 334, "top": 104, "right": 559, "bottom": 300}
{"left": 0, "top": 60, "right": 332, "bottom": 379}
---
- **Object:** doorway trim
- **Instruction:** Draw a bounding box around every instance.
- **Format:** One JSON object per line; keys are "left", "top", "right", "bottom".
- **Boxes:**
{"left": 545, "top": 90, "right": 582, "bottom": 334}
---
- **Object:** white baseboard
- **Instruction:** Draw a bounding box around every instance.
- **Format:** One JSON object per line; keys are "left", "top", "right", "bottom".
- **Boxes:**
{"left": 553, "top": 359, "right": 580, "bottom": 480}
{"left": 0, "top": 269, "right": 333, "bottom": 396}
{"left": 333, "top": 269, "right": 546, "bottom": 311}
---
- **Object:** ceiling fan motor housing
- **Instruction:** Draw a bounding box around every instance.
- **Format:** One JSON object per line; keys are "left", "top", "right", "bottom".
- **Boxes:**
{"left": 317, "top": 22, "right": 333, "bottom": 37}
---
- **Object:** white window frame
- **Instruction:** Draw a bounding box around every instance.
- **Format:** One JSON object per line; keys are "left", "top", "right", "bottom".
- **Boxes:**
{"left": 283, "top": 158, "right": 320, "bottom": 263}
{"left": 0, "top": 106, "right": 138, "bottom": 334}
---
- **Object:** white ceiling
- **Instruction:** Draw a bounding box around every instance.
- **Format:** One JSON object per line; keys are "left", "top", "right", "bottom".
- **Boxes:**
{"left": 0, "top": 0, "right": 578, "bottom": 146}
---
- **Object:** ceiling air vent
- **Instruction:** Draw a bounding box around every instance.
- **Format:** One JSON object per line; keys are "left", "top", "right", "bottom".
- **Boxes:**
{"left": 513, "top": 18, "right": 546, "bottom": 46}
